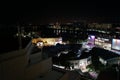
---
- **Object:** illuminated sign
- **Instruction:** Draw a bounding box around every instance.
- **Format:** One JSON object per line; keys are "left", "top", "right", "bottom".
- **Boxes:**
{"left": 111, "top": 39, "right": 120, "bottom": 51}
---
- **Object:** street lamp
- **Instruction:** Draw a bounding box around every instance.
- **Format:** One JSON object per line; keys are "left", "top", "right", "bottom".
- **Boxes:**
{"left": 17, "top": 26, "right": 22, "bottom": 50}
{"left": 116, "top": 66, "right": 119, "bottom": 80}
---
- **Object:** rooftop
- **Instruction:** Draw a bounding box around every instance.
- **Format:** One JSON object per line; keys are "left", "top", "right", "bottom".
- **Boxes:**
{"left": 90, "top": 47, "right": 120, "bottom": 60}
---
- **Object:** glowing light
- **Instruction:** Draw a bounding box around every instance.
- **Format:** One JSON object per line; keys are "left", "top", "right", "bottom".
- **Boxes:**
{"left": 112, "top": 39, "right": 120, "bottom": 50}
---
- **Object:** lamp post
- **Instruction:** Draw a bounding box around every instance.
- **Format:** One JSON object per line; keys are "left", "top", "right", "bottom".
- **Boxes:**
{"left": 17, "top": 26, "right": 22, "bottom": 50}
{"left": 116, "top": 67, "right": 119, "bottom": 80}
{"left": 117, "top": 60, "right": 120, "bottom": 80}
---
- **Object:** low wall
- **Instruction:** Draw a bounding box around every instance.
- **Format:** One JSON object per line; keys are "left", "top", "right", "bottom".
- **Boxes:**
{"left": 25, "top": 57, "right": 52, "bottom": 80}
{"left": 0, "top": 49, "right": 52, "bottom": 80}
{"left": 59, "top": 72, "right": 69, "bottom": 80}
{"left": 0, "top": 49, "right": 27, "bottom": 80}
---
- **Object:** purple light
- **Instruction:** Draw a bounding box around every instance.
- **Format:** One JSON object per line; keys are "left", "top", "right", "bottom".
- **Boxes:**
{"left": 88, "top": 35, "right": 95, "bottom": 41}
{"left": 91, "top": 35, "right": 95, "bottom": 39}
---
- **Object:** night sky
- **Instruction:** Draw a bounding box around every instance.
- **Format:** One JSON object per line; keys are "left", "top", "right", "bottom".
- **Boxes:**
{"left": 0, "top": 1, "right": 120, "bottom": 53}
{"left": 0, "top": 1, "right": 120, "bottom": 25}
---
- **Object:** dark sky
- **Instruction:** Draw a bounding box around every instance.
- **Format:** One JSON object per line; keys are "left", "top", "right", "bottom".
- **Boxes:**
{"left": 0, "top": 1, "right": 120, "bottom": 25}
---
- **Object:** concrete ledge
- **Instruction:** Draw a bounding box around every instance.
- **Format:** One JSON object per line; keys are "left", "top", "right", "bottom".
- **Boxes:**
{"left": 25, "top": 57, "right": 52, "bottom": 80}
{"left": 0, "top": 49, "right": 26, "bottom": 62}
